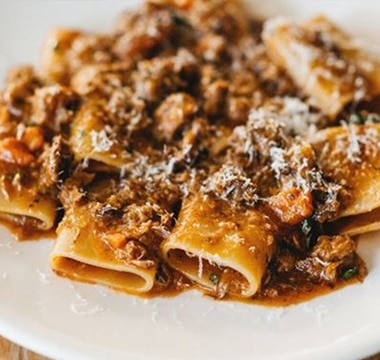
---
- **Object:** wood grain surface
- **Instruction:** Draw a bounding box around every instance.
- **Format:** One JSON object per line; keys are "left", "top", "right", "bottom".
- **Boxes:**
{"left": 0, "top": 336, "right": 50, "bottom": 360}
{"left": 0, "top": 335, "right": 379, "bottom": 360}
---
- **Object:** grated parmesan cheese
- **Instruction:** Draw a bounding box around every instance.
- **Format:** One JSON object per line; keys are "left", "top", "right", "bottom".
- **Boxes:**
{"left": 90, "top": 129, "right": 114, "bottom": 153}
{"left": 202, "top": 164, "right": 258, "bottom": 206}
{"left": 269, "top": 146, "right": 288, "bottom": 180}
{"left": 248, "top": 97, "right": 322, "bottom": 139}
{"left": 197, "top": 256, "right": 203, "bottom": 279}
{"left": 0, "top": 175, "right": 9, "bottom": 200}
{"left": 346, "top": 125, "right": 361, "bottom": 163}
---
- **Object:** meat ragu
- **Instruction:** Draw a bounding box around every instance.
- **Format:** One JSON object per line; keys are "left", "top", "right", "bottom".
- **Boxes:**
{"left": 2, "top": 0, "right": 380, "bottom": 306}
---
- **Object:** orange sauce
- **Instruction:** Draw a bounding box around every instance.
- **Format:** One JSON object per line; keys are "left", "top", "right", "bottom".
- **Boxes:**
{"left": 1, "top": 217, "right": 364, "bottom": 307}
{"left": 136, "top": 276, "right": 362, "bottom": 307}
{"left": 138, "top": 269, "right": 363, "bottom": 306}
{"left": 0, "top": 216, "right": 56, "bottom": 241}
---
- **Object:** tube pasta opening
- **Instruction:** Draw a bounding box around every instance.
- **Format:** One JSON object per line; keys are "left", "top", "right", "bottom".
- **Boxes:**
{"left": 0, "top": 186, "right": 56, "bottom": 230}
{"left": 263, "top": 16, "right": 380, "bottom": 118}
{"left": 50, "top": 222, "right": 157, "bottom": 294}
{"left": 166, "top": 248, "right": 252, "bottom": 298}
{"left": 51, "top": 257, "right": 153, "bottom": 294}
{"left": 330, "top": 206, "right": 380, "bottom": 236}
{"left": 161, "top": 195, "right": 276, "bottom": 299}
{"left": 1, "top": 1, "right": 376, "bottom": 304}
{"left": 313, "top": 124, "right": 380, "bottom": 223}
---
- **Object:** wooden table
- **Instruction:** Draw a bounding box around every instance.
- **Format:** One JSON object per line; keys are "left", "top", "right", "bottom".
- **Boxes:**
{"left": 0, "top": 336, "right": 50, "bottom": 360}
{"left": 0, "top": 335, "right": 379, "bottom": 360}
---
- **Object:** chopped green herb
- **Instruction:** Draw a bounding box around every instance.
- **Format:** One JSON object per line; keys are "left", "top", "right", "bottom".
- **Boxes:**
{"left": 348, "top": 112, "right": 364, "bottom": 125}
{"left": 172, "top": 13, "right": 193, "bottom": 29}
{"left": 341, "top": 267, "right": 359, "bottom": 280}
{"left": 366, "top": 113, "right": 380, "bottom": 123}
{"left": 209, "top": 273, "right": 220, "bottom": 285}
{"left": 300, "top": 218, "right": 321, "bottom": 249}
{"left": 301, "top": 218, "right": 312, "bottom": 236}
{"left": 348, "top": 112, "right": 380, "bottom": 125}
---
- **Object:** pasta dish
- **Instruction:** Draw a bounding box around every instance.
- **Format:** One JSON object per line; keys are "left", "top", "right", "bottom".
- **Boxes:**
{"left": 1, "top": 0, "right": 380, "bottom": 306}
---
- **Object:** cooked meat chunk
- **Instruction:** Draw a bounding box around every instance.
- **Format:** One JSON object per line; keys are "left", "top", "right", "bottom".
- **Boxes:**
{"left": 20, "top": 126, "right": 45, "bottom": 152}
{"left": 30, "top": 85, "right": 80, "bottom": 133}
{"left": 201, "top": 164, "right": 257, "bottom": 206}
{"left": 70, "top": 62, "right": 132, "bottom": 97}
{"left": 227, "top": 110, "right": 344, "bottom": 220}
{"left": 197, "top": 34, "right": 228, "bottom": 62}
{"left": 132, "top": 49, "right": 199, "bottom": 103}
{"left": 113, "top": 3, "right": 188, "bottom": 59}
{"left": 123, "top": 240, "right": 155, "bottom": 269}
{"left": 295, "top": 235, "right": 358, "bottom": 283}
{"left": 226, "top": 96, "right": 253, "bottom": 125}
{"left": 0, "top": 137, "right": 35, "bottom": 167}
{"left": 108, "top": 87, "right": 151, "bottom": 134}
{"left": 154, "top": 92, "right": 198, "bottom": 141}
{"left": 187, "top": 0, "right": 250, "bottom": 41}
{"left": 202, "top": 79, "right": 228, "bottom": 117}
{"left": 311, "top": 234, "right": 356, "bottom": 262}
{"left": 1, "top": 66, "right": 41, "bottom": 119}
{"left": 38, "top": 135, "right": 72, "bottom": 195}
{"left": 268, "top": 188, "right": 313, "bottom": 226}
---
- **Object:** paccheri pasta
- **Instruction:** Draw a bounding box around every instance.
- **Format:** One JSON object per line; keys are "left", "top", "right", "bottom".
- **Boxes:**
{"left": 0, "top": 0, "right": 379, "bottom": 305}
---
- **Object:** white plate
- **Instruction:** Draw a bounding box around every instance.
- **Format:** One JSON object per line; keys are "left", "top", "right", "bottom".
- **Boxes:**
{"left": 0, "top": 1, "right": 380, "bottom": 359}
